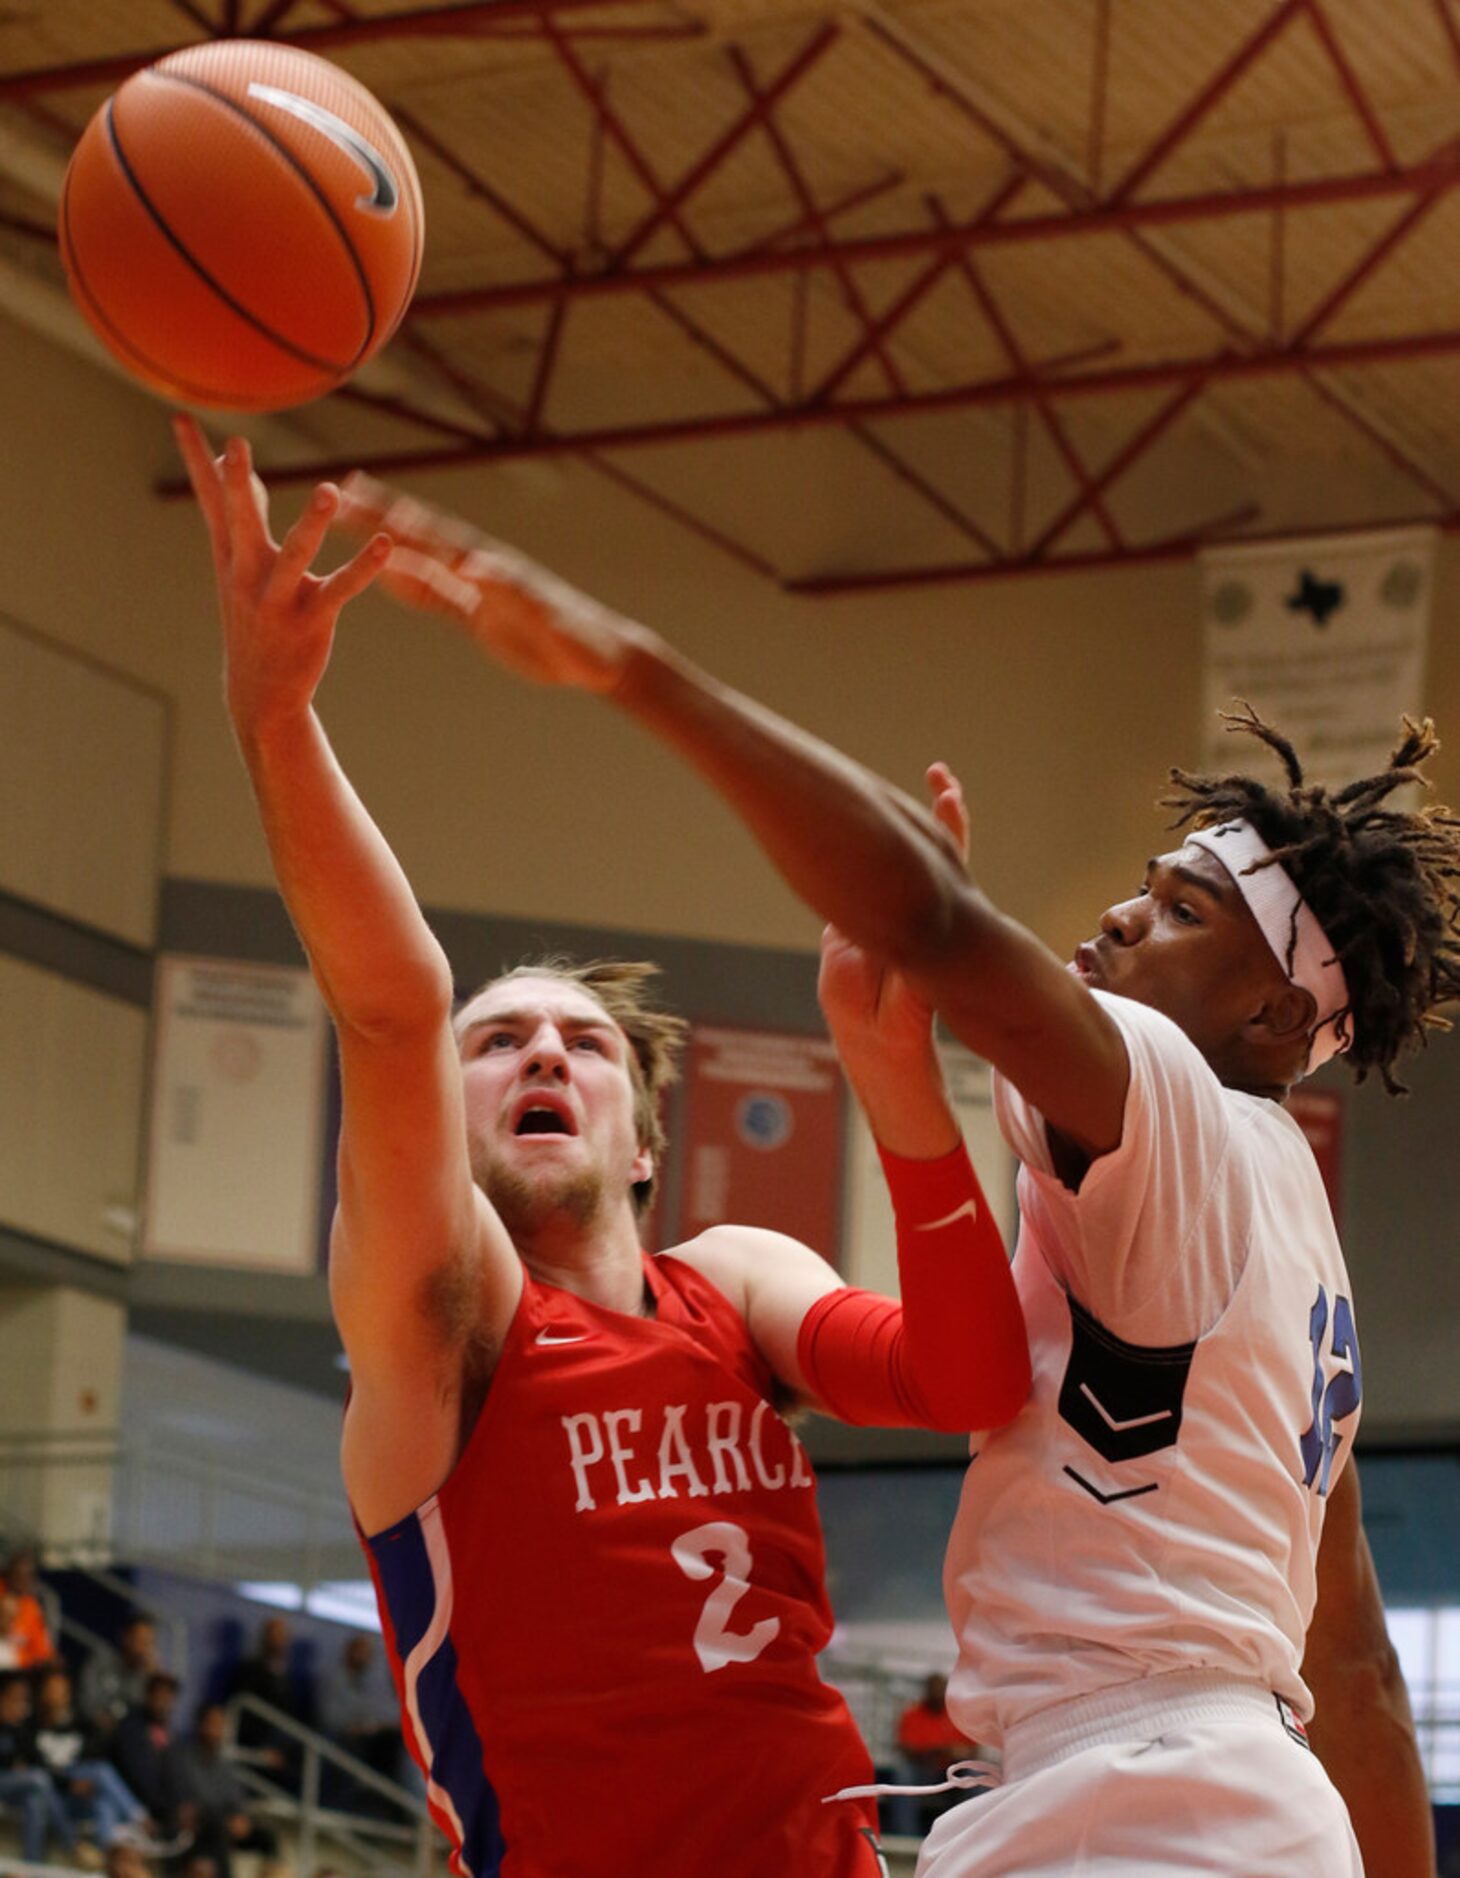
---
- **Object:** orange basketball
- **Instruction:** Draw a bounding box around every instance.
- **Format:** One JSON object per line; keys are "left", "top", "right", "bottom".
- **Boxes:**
{"left": 58, "top": 39, "right": 424, "bottom": 412}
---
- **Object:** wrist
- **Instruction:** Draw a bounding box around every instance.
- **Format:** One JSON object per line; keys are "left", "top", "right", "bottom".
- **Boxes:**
{"left": 877, "top": 1135, "right": 979, "bottom": 1207}
{"left": 229, "top": 693, "right": 314, "bottom": 759}
{"left": 610, "top": 622, "right": 676, "bottom": 705}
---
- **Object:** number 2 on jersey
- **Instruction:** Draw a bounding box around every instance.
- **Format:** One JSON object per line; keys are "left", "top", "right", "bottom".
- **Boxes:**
{"left": 1300, "top": 1285, "right": 1362, "bottom": 1497}
{"left": 672, "top": 1521, "right": 781, "bottom": 1673}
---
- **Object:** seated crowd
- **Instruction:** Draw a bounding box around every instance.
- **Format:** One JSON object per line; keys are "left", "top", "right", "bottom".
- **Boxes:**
{"left": 0, "top": 1548, "right": 406, "bottom": 1871}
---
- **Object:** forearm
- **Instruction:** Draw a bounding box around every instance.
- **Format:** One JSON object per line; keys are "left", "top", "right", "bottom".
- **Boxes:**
{"left": 798, "top": 1142, "right": 1029, "bottom": 1431}
{"left": 1308, "top": 1664, "right": 1435, "bottom": 1878}
{"left": 836, "top": 1034, "right": 962, "bottom": 1160}
{"left": 613, "top": 635, "right": 971, "bottom": 966}
{"left": 236, "top": 707, "right": 453, "bottom": 1033}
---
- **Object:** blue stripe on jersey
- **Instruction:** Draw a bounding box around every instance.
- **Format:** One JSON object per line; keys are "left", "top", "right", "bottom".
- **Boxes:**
{"left": 369, "top": 1506, "right": 506, "bottom": 1878}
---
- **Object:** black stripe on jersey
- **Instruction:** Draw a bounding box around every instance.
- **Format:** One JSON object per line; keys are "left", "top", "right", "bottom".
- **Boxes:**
{"left": 1062, "top": 1466, "right": 1161, "bottom": 1505}
{"left": 1058, "top": 1297, "right": 1197, "bottom": 1464}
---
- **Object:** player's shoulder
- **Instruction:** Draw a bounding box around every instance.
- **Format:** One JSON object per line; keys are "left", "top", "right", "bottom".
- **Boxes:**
{"left": 665, "top": 1224, "right": 836, "bottom": 1311}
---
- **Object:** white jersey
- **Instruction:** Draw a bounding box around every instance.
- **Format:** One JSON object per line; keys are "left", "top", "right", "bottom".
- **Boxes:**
{"left": 944, "top": 991, "right": 1361, "bottom": 1746}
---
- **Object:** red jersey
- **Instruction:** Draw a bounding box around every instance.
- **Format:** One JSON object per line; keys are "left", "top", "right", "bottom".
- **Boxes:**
{"left": 363, "top": 1253, "right": 880, "bottom": 1878}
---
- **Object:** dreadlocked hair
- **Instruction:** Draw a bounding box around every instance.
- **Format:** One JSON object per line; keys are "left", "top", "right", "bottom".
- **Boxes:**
{"left": 1160, "top": 702, "right": 1460, "bottom": 1094}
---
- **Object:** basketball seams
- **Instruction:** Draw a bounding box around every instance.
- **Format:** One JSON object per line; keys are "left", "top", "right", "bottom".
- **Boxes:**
{"left": 60, "top": 41, "right": 423, "bottom": 411}
{"left": 113, "top": 66, "right": 381, "bottom": 368}
{"left": 144, "top": 66, "right": 381, "bottom": 351}
{"left": 101, "top": 92, "right": 360, "bottom": 377}
{"left": 60, "top": 162, "right": 330, "bottom": 408}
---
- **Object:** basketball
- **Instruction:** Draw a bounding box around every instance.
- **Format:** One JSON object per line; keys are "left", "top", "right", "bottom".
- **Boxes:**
{"left": 58, "top": 39, "right": 424, "bottom": 412}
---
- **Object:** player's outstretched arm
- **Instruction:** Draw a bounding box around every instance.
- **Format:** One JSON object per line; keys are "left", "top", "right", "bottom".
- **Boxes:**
{"left": 1303, "top": 1461, "right": 1436, "bottom": 1878}
{"left": 686, "top": 769, "right": 1029, "bottom": 1436}
{"left": 176, "top": 421, "right": 522, "bottom": 1531}
{"left": 332, "top": 487, "right": 1127, "bottom": 1160}
{"left": 805, "top": 909, "right": 1030, "bottom": 1431}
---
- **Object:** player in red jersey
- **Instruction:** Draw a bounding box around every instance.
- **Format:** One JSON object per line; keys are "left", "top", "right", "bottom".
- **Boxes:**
{"left": 332, "top": 474, "right": 1445, "bottom": 1878}
{"left": 175, "top": 419, "right": 1030, "bottom": 1878}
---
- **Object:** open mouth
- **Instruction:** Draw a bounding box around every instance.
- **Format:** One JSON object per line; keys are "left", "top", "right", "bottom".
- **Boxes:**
{"left": 514, "top": 1104, "right": 574, "bottom": 1137}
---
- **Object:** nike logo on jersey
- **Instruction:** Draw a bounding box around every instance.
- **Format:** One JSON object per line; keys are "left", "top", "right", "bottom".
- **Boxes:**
{"left": 914, "top": 1198, "right": 980, "bottom": 1232}
{"left": 536, "top": 1328, "right": 590, "bottom": 1346}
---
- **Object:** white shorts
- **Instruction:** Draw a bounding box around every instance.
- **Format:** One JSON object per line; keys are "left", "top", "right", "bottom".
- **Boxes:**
{"left": 915, "top": 1670, "right": 1364, "bottom": 1877}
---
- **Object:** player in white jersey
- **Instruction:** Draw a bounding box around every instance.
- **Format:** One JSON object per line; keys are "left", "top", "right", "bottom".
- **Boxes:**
{"left": 334, "top": 488, "right": 1453, "bottom": 1876}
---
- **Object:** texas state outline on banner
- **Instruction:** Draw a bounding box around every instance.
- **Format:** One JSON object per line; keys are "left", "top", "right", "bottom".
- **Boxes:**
{"left": 1199, "top": 524, "right": 1435, "bottom": 793}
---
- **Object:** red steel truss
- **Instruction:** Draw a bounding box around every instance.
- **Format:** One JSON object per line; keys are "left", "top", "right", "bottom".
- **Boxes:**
{"left": 8, "top": 0, "right": 1460, "bottom": 586}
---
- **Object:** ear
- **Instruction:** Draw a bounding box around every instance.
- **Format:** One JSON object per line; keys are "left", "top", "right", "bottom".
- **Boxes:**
{"left": 1251, "top": 981, "right": 1317, "bottom": 1048}
{"left": 631, "top": 1144, "right": 654, "bottom": 1187}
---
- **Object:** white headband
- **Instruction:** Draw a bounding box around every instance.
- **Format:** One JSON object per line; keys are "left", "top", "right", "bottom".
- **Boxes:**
{"left": 1185, "top": 819, "right": 1352, "bottom": 1075}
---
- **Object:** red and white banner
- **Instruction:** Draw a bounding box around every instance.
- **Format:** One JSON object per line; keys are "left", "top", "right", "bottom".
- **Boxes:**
{"left": 673, "top": 1025, "right": 844, "bottom": 1262}
{"left": 1287, "top": 1085, "right": 1345, "bottom": 1230}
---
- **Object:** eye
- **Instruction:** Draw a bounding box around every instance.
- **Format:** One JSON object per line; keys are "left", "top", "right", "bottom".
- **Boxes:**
{"left": 570, "top": 1035, "right": 605, "bottom": 1053}
{"left": 476, "top": 1031, "right": 517, "bottom": 1054}
{"left": 1173, "top": 901, "right": 1200, "bottom": 926}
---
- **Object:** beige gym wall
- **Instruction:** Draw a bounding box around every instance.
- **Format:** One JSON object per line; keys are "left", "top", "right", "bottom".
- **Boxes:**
{"left": 13, "top": 314, "right": 1453, "bottom": 964}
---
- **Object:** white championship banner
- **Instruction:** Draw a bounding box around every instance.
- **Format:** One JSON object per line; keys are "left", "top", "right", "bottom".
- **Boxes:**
{"left": 144, "top": 955, "right": 329, "bottom": 1272}
{"left": 843, "top": 1042, "right": 1017, "bottom": 1298}
{"left": 1199, "top": 525, "right": 1434, "bottom": 791}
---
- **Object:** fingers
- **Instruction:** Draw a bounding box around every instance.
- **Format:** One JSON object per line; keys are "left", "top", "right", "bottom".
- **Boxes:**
{"left": 338, "top": 475, "right": 475, "bottom": 561}
{"left": 220, "top": 435, "right": 273, "bottom": 572}
{"left": 172, "top": 414, "right": 228, "bottom": 557}
{"left": 927, "top": 760, "right": 970, "bottom": 863}
{"left": 374, "top": 544, "right": 482, "bottom": 622}
{"left": 268, "top": 482, "right": 340, "bottom": 602}
{"left": 319, "top": 532, "right": 394, "bottom": 611}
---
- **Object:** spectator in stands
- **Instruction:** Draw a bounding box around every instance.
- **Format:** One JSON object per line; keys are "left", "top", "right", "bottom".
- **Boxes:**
{"left": 81, "top": 1615, "right": 163, "bottom": 1736}
{"left": 104, "top": 1838, "right": 149, "bottom": 1878}
{"left": 0, "top": 1549, "right": 57, "bottom": 1671}
{"left": 229, "top": 1617, "right": 309, "bottom": 1787}
{"left": 0, "top": 1671, "right": 74, "bottom": 1865}
{"left": 895, "top": 1673, "right": 980, "bottom": 1834}
{"left": 317, "top": 1634, "right": 402, "bottom": 1788}
{"left": 23, "top": 1665, "right": 153, "bottom": 1853}
{"left": 166, "top": 1704, "right": 280, "bottom": 1878}
{"left": 110, "top": 1674, "right": 182, "bottom": 1823}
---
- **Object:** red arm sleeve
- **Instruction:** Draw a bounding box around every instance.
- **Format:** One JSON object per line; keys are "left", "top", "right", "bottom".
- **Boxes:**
{"left": 795, "top": 1141, "right": 1030, "bottom": 1432}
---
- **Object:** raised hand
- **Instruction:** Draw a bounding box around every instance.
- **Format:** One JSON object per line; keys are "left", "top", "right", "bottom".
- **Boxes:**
{"left": 819, "top": 761, "right": 971, "bottom": 1066}
{"left": 926, "top": 759, "right": 970, "bottom": 865}
{"left": 333, "top": 474, "right": 647, "bottom": 693}
{"left": 173, "top": 416, "right": 390, "bottom": 735}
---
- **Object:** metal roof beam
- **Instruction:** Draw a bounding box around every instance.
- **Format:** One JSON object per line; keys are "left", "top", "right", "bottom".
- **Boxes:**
{"left": 0, "top": 0, "right": 655, "bottom": 98}
{"left": 158, "top": 326, "right": 1460, "bottom": 491}
{"left": 787, "top": 510, "right": 1460, "bottom": 596}
{"left": 409, "top": 157, "right": 1460, "bottom": 317}
{"left": 1108, "top": 0, "right": 1306, "bottom": 205}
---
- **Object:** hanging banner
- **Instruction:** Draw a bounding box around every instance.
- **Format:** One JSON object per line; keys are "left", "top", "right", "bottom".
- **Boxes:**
{"left": 674, "top": 1025, "right": 844, "bottom": 1262}
{"left": 1199, "top": 526, "right": 1434, "bottom": 791}
{"left": 843, "top": 1042, "right": 1018, "bottom": 1297}
{"left": 144, "top": 956, "right": 329, "bottom": 1272}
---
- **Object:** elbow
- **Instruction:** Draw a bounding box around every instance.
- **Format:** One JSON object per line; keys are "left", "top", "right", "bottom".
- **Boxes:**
{"left": 919, "top": 1352, "right": 1032, "bottom": 1436}
{"left": 974, "top": 1354, "right": 1033, "bottom": 1433}
{"left": 328, "top": 956, "right": 457, "bottom": 1044}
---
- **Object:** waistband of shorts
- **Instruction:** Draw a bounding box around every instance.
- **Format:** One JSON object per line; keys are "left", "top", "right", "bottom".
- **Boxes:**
{"left": 999, "top": 1670, "right": 1293, "bottom": 1784}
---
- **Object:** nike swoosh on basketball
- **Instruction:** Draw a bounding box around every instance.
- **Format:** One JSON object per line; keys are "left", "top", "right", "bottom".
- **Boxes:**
{"left": 536, "top": 1328, "right": 590, "bottom": 1346}
{"left": 915, "top": 1198, "right": 980, "bottom": 1231}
